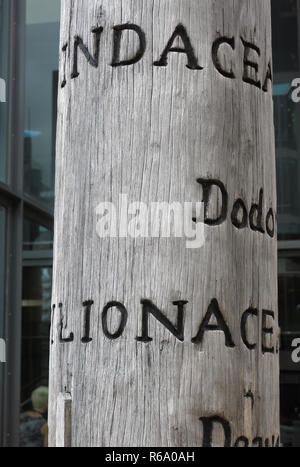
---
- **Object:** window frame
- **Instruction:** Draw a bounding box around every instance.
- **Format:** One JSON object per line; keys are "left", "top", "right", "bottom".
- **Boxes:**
{"left": 0, "top": 0, "right": 54, "bottom": 447}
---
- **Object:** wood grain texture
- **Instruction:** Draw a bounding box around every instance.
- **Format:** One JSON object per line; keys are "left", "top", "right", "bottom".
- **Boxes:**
{"left": 56, "top": 393, "right": 72, "bottom": 448}
{"left": 49, "top": 0, "right": 279, "bottom": 447}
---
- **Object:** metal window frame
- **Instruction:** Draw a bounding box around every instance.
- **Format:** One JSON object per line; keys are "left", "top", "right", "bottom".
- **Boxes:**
{"left": 279, "top": 241, "right": 300, "bottom": 251}
{"left": 0, "top": 0, "right": 54, "bottom": 447}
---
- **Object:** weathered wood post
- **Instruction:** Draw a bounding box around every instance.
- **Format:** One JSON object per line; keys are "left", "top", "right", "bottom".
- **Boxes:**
{"left": 49, "top": 0, "right": 279, "bottom": 447}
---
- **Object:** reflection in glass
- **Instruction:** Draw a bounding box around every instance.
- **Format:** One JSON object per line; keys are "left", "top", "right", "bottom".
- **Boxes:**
{"left": 278, "top": 256, "right": 300, "bottom": 350}
{"left": 0, "top": 207, "right": 5, "bottom": 338}
{"left": 24, "top": 0, "right": 60, "bottom": 208}
{"left": 272, "top": 1, "right": 300, "bottom": 446}
{"left": 21, "top": 218, "right": 53, "bottom": 418}
{"left": 0, "top": 0, "right": 9, "bottom": 182}
{"left": 274, "top": 93, "right": 300, "bottom": 239}
{"left": 21, "top": 266, "right": 52, "bottom": 408}
{"left": 281, "top": 376, "right": 300, "bottom": 447}
{"left": 272, "top": 0, "right": 299, "bottom": 73}
{"left": 0, "top": 207, "right": 6, "bottom": 440}
{"left": 278, "top": 254, "right": 300, "bottom": 446}
{"left": 272, "top": 0, "right": 300, "bottom": 240}
{"left": 23, "top": 218, "right": 53, "bottom": 252}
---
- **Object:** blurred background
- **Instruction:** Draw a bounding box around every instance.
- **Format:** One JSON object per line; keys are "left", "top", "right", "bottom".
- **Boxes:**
{"left": 0, "top": 0, "right": 300, "bottom": 447}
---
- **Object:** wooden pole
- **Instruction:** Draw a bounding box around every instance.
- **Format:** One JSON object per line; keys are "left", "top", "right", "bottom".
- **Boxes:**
{"left": 49, "top": 0, "right": 279, "bottom": 447}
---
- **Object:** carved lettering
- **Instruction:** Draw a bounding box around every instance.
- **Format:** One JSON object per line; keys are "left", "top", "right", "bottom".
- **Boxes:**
{"left": 102, "top": 302, "right": 128, "bottom": 340}
{"left": 196, "top": 178, "right": 275, "bottom": 238}
{"left": 262, "top": 62, "right": 273, "bottom": 93}
{"left": 200, "top": 416, "right": 232, "bottom": 447}
{"left": 200, "top": 415, "right": 280, "bottom": 447}
{"left": 241, "top": 37, "right": 261, "bottom": 89}
{"left": 153, "top": 24, "right": 203, "bottom": 70}
{"left": 249, "top": 189, "right": 265, "bottom": 234}
{"left": 61, "top": 43, "right": 68, "bottom": 88}
{"left": 234, "top": 436, "right": 249, "bottom": 447}
{"left": 212, "top": 36, "right": 236, "bottom": 78}
{"left": 60, "top": 24, "right": 273, "bottom": 95}
{"left": 136, "top": 300, "right": 188, "bottom": 343}
{"left": 59, "top": 303, "right": 74, "bottom": 343}
{"left": 266, "top": 208, "right": 275, "bottom": 238}
{"left": 111, "top": 24, "right": 146, "bottom": 67}
{"left": 71, "top": 26, "right": 104, "bottom": 79}
{"left": 197, "top": 179, "right": 228, "bottom": 226}
{"left": 241, "top": 308, "right": 258, "bottom": 350}
{"left": 262, "top": 310, "right": 275, "bottom": 354}
{"left": 81, "top": 300, "right": 94, "bottom": 344}
{"left": 52, "top": 300, "right": 277, "bottom": 358}
{"left": 252, "top": 437, "right": 263, "bottom": 447}
{"left": 231, "top": 199, "right": 248, "bottom": 230}
{"left": 192, "top": 299, "right": 235, "bottom": 348}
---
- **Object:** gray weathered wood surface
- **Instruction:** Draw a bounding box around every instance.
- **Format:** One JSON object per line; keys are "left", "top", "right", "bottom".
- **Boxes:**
{"left": 56, "top": 392, "right": 72, "bottom": 447}
{"left": 49, "top": 0, "right": 279, "bottom": 447}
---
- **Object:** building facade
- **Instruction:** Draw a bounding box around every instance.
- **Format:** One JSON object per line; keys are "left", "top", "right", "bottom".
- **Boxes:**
{"left": 0, "top": 0, "right": 299, "bottom": 447}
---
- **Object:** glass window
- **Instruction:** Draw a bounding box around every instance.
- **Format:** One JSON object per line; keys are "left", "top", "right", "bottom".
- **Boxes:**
{"left": 278, "top": 253, "right": 300, "bottom": 446}
{"left": 270, "top": 0, "right": 300, "bottom": 447}
{"left": 272, "top": 0, "right": 299, "bottom": 73}
{"left": 23, "top": 218, "right": 53, "bottom": 252}
{"left": 20, "top": 219, "right": 53, "bottom": 417}
{"left": 24, "top": 0, "right": 60, "bottom": 209}
{"left": 0, "top": 207, "right": 6, "bottom": 440}
{"left": 278, "top": 256, "right": 300, "bottom": 350}
{"left": 0, "top": 0, "right": 9, "bottom": 183}
{"left": 280, "top": 374, "right": 300, "bottom": 447}
{"left": 21, "top": 266, "right": 52, "bottom": 409}
{"left": 0, "top": 207, "right": 5, "bottom": 339}
{"left": 272, "top": 0, "right": 300, "bottom": 240}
